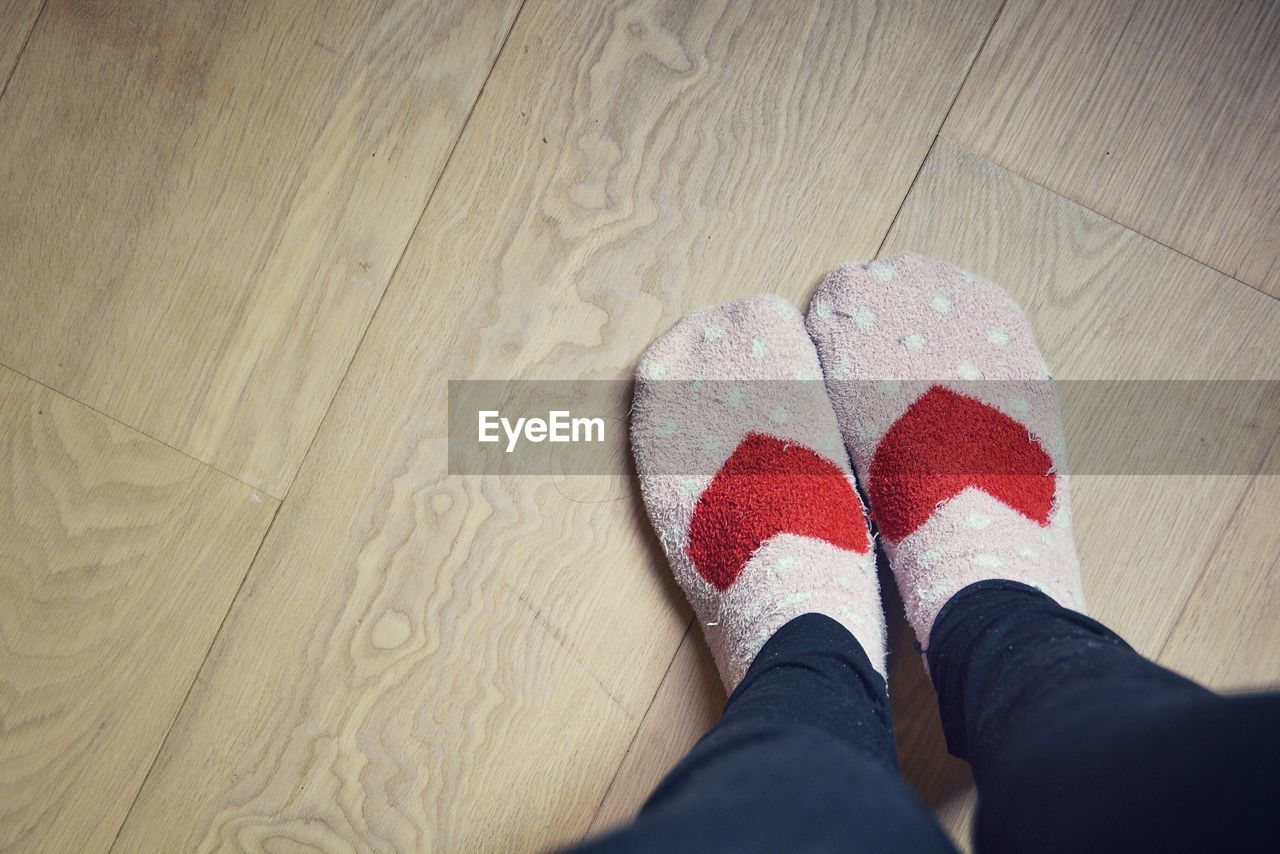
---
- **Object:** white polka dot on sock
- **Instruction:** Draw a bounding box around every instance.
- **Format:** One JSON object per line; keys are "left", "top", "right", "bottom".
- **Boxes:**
{"left": 773, "top": 555, "right": 798, "bottom": 574}
{"left": 869, "top": 260, "right": 896, "bottom": 282}
{"left": 703, "top": 323, "right": 725, "bottom": 342}
{"left": 957, "top": 362, "right": 982, "bottom": 380}
{"left": 1009, "top": 397, "right": 1031, "bottom": 416}
{"left": 966, "top": 512, "right": 992, "bottom": 529}
{"left": 831, "top": 355, "right": 853, "bottom": 379}
{"left": 813, "top": 300, "right": 832, "bottom": 320}
{"left": 732, "top": 598, "right": 762, "bottom": 628}
{"left": 656, "top": 418, "right": 679, "bottom": 438}
{"left": 645, "top": 361, "right": 667, "bottom": 380}
{"left": 986, "top": 329, "right": 1011, "bottom": 347}
{"left": 1018, "top": 546, "right": 1040, "bottom": 560}
{"left": 919, "top": 548, "right": 942, "bottom": 569}
{"left": 972, "top": 554, "right": 1003, "bottom": 568}
{"left": 856, "top": 421, "right": 878, "bottom": 442}
{"left": 876, "top": 379, "right": 901, "bottom": 396}
{"left": 700, "top": 435, "right": 721, "bottom": 452}
{"left": 724, "top": 387, "right": 745, "bottom": 406}
{"left": 769, "top": 405, "right": 790, "bottom": 423}
{"left": 777, "top": 591, "right": 812, "bottom": 610}
{"left": 793, "top": 366, "right": 815, "bottom": 380}
{"left": 751, "top": 338, "right": 769, "bottom": 358}
{"left": 918, "top": 580, "right": 952, "bottom": 604}
{"left": 1041, "top": 531, "right": 1055, "bottom": 547}
{"left": 902, "top": 332, "right": 926, "bottom": 351}
{"left": 930, "top": 294, "right": 952, "bottom": 313}
{"left": 854, "top": 307, "right": 876, "bottom": 330}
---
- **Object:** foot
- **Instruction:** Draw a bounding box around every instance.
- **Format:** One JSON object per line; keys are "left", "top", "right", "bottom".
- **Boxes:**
{"left": 631, "top": 295, "right": 885, "bottom": 690}
{"left": 805, "top": 254, "right": 1086, "bottom": 650}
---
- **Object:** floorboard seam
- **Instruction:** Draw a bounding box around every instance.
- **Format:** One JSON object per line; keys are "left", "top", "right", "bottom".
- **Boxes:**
{"left": 580, "top": 618, "right": 695, "bottom": 842}
{"left": 873, "top": 0, "right": 1009, "bottom": 259}
{"left": 1153, "top": 427, "right": 1280, "bottom": 665}
{"left": 937, "top": 135, "right": 1280, "bottom": 304}
{"left": 0, "top": 360, "right": 275, "bottom": 498}
{"left": 274, "top": 0, "right": 531, "bottom": 501}
{"left": 0, "top": 0, "right": 45, "bottom": 103}
{"left": 99, "top": 3, "right": 533, "bottom": 846}
{"left": 106, "top": 497, "right": 284, "bottom": 852}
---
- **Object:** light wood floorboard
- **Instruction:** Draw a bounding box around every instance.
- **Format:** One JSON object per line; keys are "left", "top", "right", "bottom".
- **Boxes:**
{"left": 1158, "top": 438, "right": 1280, "bottom": 691}
{"left": 943, "top": 0, "right": 1280, "bottom": 296}
{"left": 0, "top": 365, "right": 276, "bottom": 852}
{"left": 112, "top": 1, "right": 1003, "bottom": 849}
{"left": 588, "top": 626, "right": 720, "bottom": 837}
{"left": 4, "top": 0, "right": 1278, "bottom": 849}
{"left": 0, "top": 0, "right": 519, "bottom": 496}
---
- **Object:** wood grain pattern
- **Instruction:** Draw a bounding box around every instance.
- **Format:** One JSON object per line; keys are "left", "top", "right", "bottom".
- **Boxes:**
{"left": 1158, "top": 441, "right": 1280, "bottom": 691}
{"left": 595, "top": 138, "right": 1280, "bottom": 849}
{"left": 0, "top": 0, "right": 519, "bottom": 496}
{"left": 114, "top": 1, "right": 1003, "bottom": 849}
{"left": 0, "top": 0, "right": 42, "bottom": 90}
{"left": 943, "top": 0, "right": 1280, "bottom": 296}
{"left": 0, "top": 365, "right": 276, "bottom": 852}
{"left": 588, "top": 626, "right": 721, "bottom": 838}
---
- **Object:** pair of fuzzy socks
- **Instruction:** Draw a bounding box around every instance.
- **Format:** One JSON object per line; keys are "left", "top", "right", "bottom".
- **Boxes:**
{"left": 631, "top": 254, "right": 1085, "bottom": 690}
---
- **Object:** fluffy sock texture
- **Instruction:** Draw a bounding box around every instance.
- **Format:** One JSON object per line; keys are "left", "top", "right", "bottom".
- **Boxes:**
{"left": 805, "top": 254, "right": 1086, "bottom": 651}
{"left": 632, "top": 295, "right": 886, "bottom": 690}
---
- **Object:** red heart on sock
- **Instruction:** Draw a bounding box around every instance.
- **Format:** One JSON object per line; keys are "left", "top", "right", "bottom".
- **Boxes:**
{"left": 869, "top": 385, "right": 1056, "bottom": 541}
{"left": 687, "top": 433, "right": 868, "bottom": 591}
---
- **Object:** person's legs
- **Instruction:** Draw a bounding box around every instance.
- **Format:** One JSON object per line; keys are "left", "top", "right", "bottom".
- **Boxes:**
{"left": 577, "top": 613, "right": 956, "bottom": 853}
{"left": 929, "top": 579, "right": 1280, "bottom": 854}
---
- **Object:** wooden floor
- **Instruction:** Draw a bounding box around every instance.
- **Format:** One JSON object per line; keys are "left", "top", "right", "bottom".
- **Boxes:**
{"left": 2, "top": 1, "right": 1277, "bottom": 850}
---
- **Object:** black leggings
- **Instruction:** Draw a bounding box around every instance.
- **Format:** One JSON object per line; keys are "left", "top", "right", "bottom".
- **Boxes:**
{"left": 577, "top": 581, "right": 1280, "bottom": 853}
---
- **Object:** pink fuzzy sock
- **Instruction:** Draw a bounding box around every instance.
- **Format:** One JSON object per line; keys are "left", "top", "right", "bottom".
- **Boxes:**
{"left": 805, "top": 254, "right": 1086, "bottom": 651}
{"left": 631, "top": 295, "right": 886, "bottom": 690}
